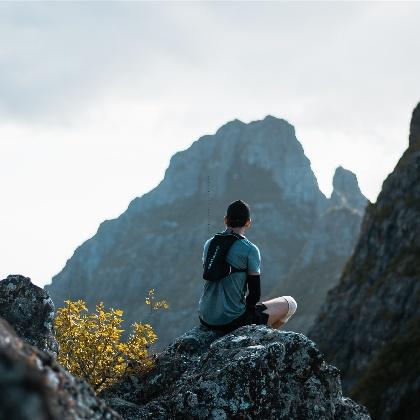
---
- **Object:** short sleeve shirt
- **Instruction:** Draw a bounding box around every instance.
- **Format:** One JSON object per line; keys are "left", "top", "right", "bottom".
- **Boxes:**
{"left": 198, "top": 229, "right": 261, "bottom": 325}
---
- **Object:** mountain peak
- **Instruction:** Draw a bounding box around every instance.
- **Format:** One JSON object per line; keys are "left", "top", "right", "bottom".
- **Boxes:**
{"left": 330, "top": 166, "right": 367, "bottom": 212}
{"left": 333, "top": 166, "right": 359, "bottom": 192}
{"left": 261, "top": 114, "right": 294, "bottom": 128}
{"left": 215, "top": 118, "right": 245, "bottom": 135}
{"left": 263, "top": 114, "right": 280, "bottom": 122}
{"left": 409, "top": 102, "right": 420, "bottom": 147}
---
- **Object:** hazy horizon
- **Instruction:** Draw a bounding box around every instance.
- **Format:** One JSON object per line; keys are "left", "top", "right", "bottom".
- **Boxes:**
{"left": 1, "top": 2, "right": 419, "bottom": 287}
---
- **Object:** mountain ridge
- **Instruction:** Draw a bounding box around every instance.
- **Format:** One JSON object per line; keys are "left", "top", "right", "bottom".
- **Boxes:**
{"left": 46, "top": 115, "right": 365, "bottom": 347}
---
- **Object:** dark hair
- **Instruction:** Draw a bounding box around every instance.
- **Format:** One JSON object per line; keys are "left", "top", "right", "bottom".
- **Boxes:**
{"left": 226, "top": 200, "right": 251, "bottom": 227}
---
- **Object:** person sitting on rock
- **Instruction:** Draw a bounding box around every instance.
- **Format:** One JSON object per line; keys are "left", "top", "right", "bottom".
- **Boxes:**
{"left": 198, "top": 199, "right": 297, "bottom": 333}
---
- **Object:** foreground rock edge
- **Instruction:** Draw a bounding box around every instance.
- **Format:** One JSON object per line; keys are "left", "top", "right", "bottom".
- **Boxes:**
{"left": 0, "top": 317, "right": 121, "bottom": 420}
{"left": 101, "top": 325, "right": 371, "bottom": 419}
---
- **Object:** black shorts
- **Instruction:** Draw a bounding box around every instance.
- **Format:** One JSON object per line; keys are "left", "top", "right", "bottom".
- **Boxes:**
{"left": 199, "top": 303, "right": 269, "bottom": 334}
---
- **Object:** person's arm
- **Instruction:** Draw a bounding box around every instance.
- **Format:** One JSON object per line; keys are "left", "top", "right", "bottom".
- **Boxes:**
{"left": 246, "top": 274, "right": 261, "bottom": 307}
{"left": 246, "top": 245, "right": 262, "bottom": 306}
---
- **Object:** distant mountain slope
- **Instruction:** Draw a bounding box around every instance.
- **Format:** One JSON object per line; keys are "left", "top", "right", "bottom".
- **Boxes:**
{"left": 308, "top": 103, "right": 420, "bottom": 419}
{"left": 46, "top": 115, "right": 364, "bottom": 347}
{"left": 272, "top": 166, "right": 367, "bottom": 333}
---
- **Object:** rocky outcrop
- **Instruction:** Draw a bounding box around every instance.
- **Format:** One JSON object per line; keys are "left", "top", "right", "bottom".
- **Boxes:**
{"left": 101, "top": 325, "right": 370, "bottom": 419}
{"left": 270, "top": 167, "right": 367, "bottom": 333}
{"left": 330, "top": 166, "right": 367, "bottom": 212}
{"left": 308, "top": 103, "right": 420, "bottom": 419}
{"left": 45, "top": 115, "right": 365, "bottom": 348}
{"left": 409, "top": 102, "right": 420, "bottom": 146}
{"left": 1, "top": 276, "right": 369, "bottom": 419}
{"left": 0, "top": 317, "right": 120, "bottom": 420}
{"left": 289, "top": 166, "right": 367, "bottom": 268}
{"left": 0, "top": 274, "right": 58, "bottom": 357}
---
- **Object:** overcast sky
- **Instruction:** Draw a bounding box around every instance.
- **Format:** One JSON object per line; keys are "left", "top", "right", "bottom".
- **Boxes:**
{"left": 1, "top": 1, "right": 419, "bottom": 287}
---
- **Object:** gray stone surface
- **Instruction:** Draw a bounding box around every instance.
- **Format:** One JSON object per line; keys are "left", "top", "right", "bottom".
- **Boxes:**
{"left": 0, "top": 317, "right": 120, "bottom": 420}
{"left": 0, "top": 274, "right": 58, "bottom": 357}
{"left": 101, "top": 325, "right": 370, "bottom": 419}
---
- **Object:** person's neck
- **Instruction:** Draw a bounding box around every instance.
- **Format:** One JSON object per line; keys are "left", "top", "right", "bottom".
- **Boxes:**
{"left": 225, "top": 226, "right": 246, "bottom": 236}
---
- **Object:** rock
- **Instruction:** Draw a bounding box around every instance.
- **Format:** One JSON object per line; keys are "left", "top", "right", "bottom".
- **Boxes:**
{"left": 101, "top": 325, "right": 370, "bottom": 419}
{"left": 0, "top": 274, "right": 58, "bottom": 357}
{"left": 0, "top": 317, "right": 120, "bottom": 420}
{"left": 100, "top": 326, "right": 223, "bottom": 407}
{"left": 330, "top": 166, "right": 368, "bottom": 212}
{"left": 409, "top": 102, "right": 420, "bottom": 147}
{"left": 309, "top": 102, "right": 420, "bottom": 419}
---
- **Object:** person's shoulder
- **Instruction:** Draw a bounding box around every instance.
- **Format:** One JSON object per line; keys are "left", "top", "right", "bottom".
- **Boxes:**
{"left": 241, "top": 237, "right": 260, "bottom": 253}
{"left": 249, "top": 242, "right": 260, "bottom": 256}
{"left": 244, "top": 238, "right": 261, "bottom": 273}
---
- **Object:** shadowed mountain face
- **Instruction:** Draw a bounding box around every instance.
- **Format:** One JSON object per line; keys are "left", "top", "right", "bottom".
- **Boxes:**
{"left": 308, "top": 103, "right": 420, "bottom": 420}
{"left": 272, "top": 166, "right": 367, "bottom": 333}
{"left": 45, "top": 115, "right": 365, "bottom": 347}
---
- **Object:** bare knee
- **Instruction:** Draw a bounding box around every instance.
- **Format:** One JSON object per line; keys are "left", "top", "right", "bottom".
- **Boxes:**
{"left": 262, "top": 296, "right": 297, "bottom": 326}
{"left": 262, "top": 297, "right": 288, "bottom": 325}
{"left": 280, "top": 296, "right": 297, "bottom": 323}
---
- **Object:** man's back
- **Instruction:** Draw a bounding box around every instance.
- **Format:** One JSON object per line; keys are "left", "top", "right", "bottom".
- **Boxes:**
{"left": 198, "top": 229, "right": 261, "bottom": 325}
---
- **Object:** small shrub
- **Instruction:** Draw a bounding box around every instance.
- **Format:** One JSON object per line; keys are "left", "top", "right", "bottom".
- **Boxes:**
{"left": 55, "top": 292, "right": 168, "bottom": 392}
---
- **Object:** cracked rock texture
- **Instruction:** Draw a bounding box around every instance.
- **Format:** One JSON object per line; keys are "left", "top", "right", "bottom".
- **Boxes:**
{"left": 0, "top": 274, "right": 58, "bottom": 357}
{"left": 309, "top": 102, "right": 420, "bottom": 420}
{"left": 101, "top": 325, "right": 370, "bottom": 419}
{"left": 0, "top": 317, "right": 121, "bottom": 420}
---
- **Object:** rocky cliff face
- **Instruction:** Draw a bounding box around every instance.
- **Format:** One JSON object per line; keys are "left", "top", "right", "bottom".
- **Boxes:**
{"left": 101, "top": 325, "right": 370, "bottom": 419}
{"left": 45, "top": 115, "right": 364, "bottom": 347}
{"left": 308, "top": 103, "right": 420, "bottom": 419}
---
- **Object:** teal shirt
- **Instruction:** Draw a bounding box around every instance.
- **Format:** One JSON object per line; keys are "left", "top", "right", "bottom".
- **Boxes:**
{"left": 198, "top": 229, "right": 261, "bottom": 325}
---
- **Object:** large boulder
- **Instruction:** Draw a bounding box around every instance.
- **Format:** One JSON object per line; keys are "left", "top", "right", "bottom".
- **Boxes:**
{"left": 101, "top": 325, "right": 370, "bottom": 419}
{"left": 0, "top": 317, "right": 120, "bottom": 420}
{"left": 0, "top": 274, "right": 58, "bottom": 357}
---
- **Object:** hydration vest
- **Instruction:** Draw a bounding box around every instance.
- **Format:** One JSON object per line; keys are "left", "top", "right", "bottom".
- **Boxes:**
{"left": 203, "top": 230, "right": 248, "bottom": 282}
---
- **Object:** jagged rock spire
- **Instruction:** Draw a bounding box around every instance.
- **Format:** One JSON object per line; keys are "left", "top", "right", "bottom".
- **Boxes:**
{"left": 409, "top": 102, "right": 420, "bottom": 147}
{"left": 330, "top": 166, "right": 367, "bottom": 213}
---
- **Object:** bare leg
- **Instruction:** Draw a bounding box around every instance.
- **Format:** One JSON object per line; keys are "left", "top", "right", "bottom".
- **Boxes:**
{"left": 261, "top": 296, "right": 297, "bottom": 329}
{"left": 271, "top": 319, "right": 286, "bottom": 329}
{"left": 261, "top": 297, "right": 289, "bottom": 327}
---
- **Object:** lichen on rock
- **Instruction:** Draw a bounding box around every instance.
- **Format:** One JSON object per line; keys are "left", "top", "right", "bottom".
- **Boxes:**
{"left": 102, "top": 325, "right": 371, "bottom": 419}
{"left": 0, "top": 274, "right": 58, "bottom": 357}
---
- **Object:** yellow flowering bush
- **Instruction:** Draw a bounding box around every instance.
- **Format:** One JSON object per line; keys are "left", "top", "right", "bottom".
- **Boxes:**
{"left": 55, "top": 291, "right": 169, "bottom": 392}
